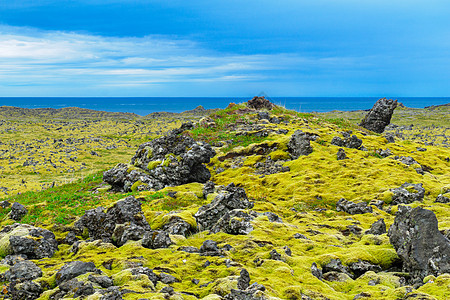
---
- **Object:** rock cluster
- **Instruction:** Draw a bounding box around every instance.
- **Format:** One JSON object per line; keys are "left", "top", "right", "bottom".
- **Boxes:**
{"left": 390, "top": 182, "right": 425, "bottom": 205}
{"left": 195, "top": 183, "right": 254, "bottom": 234}
{"left": 247, "top": 96, "right": 275, "bottom": 110}
{"left": 388, "top": 206, "right": 450, "bottom": 285}
{"left": 359, "top": 98, "right": 398, "bottom": 133}
{"left": 287, "top": 130, "right": 317, "bottom": 158}
{"left": 336, "top": 198, "right": 373, "bottom": 215}
{"left": 331, "top": 132, "right": 363, "bottom": 149}
{"left": 103, "top": 123, "right": 215, "bottom": 192}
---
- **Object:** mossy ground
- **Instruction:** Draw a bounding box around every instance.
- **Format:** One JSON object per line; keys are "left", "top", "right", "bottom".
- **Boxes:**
{"left": 0, "top": 103, "right": 449, "bottom": 299}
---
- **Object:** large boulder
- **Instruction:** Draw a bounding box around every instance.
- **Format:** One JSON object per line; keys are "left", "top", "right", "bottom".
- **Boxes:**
{"left": 74, "top": 196, "right": 151, "bottom": 244}
{"left": 5, "top": 260, "right": 42, "bottom": 282}
{"left": 0, "top": 224, "right": 58, "bottom": 259}
{"left": 247, "top": 96, "right": 275, "bottom": 110}
{"left": 55, "top": 261, "right": 99, "bottom": 285}
{"left": 359, "top": 98, "right": 398, "bottom": 133}
{"left": 103, "top": 124, "right": 215, "bottom": 192}
{"left": 390, "top": 182, "right": 425, "bottom": 205}
{"left": 287, "top": 130, "right": 315, "bottom": 158}
{"left": 194, "top": 183, "right": 254, "bottom": 233}
{"left": 388, "top": 206, "right": 450, "bottom": 285}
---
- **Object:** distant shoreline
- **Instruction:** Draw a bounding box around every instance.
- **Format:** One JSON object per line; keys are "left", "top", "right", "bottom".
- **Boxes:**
{"left": 0, "top": 97, "right": 449, "bottom": 116}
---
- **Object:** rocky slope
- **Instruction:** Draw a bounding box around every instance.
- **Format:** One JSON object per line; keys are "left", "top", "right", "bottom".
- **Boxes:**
{"left": 0, "top": 97, "right": 448, "bottom": 299}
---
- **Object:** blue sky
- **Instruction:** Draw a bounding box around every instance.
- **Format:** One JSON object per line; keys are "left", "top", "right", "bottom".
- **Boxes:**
{"left": 0, "top": 0, "right": 449, "bottom": 97}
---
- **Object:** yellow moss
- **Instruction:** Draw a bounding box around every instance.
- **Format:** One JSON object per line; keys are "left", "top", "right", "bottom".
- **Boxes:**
{"left": 269, "top": 150, "right": 290, "bottom": 160}
{"left": 131, "top": 180, "right": 144, "bottom": 192}
{"left": 147, "top": 160, "right": 162, "bottom": 170}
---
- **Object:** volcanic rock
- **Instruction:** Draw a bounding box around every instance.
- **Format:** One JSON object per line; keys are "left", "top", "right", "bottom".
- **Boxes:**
{"left": 388, "top": 206, "right": 450, "bottom": 284}
{"left": 359, "top": 98, "right": 398, "bottom": 133}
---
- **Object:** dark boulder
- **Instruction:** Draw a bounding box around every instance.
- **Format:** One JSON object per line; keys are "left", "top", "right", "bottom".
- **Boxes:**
{"left": 199, "top": 240, "right": 221, "bottom": 256}
{"left": 435, "top": 194, "right": 450, "bottom": 204}
{"left": 331, "top": 134, "right": 363, "bottom": 149}
{"left": 237, "top": 269, "right": 250, "bottom": 290}
{"left": 322, "top": 258, "right": 351, "bottom": 277}
{"left": 388, "top": 206, "right": 450, "bottom": 284}
{"left": 141, "top": 230, "right": 172, "bottom": 249}
{"left": 337, "top": 148, "right": 348, "bottom": 160}
{"left": 336, "top": 198, "right": 373, "bottom": 215}
{"left": 159, "top": 272, "right": 178, "bottom": 284}
{"left": 247, "top": 96, "right": 275, "bottom": 110}
{"left": 9, "top": 202, "right": 27, "bottom": 221}
{"left": 74, "top": 196, "right": 150, "bottom": 244}
{"left": 348, "top": 260, "right": 382, "bottom": 278}
{"left": 160, "top": 216, "right": 193, "bottom": 237}
{"left": 99, "top": 286, "right": 123, "bottom": 300}
{"left": 0, "top": 224, "right": 59, "bottom": 259}
{"left": 311, "top": 262, "right": 322, "bottom": 280}
{"left": 103, "top": 124, "right": 216, "bottom": 192}
{"left": 130, "top": 267, "right": 159, "bottom": 286}
{"left": 5, "top": 260, "right": 42, "bottom": 282}
{"left": 359, "top": 98, "right": 398, "bottom": 133}
{"left": 257, "top": 112, "right": 270, "bottom": 120}
{"left": 9, "top": 281, "right": 42, "bottom": 300}
{"left": 59, "top": 278, "right": 95, "bottom": 298}
{"left": 365, "top": 218, "right": 386, "bottom": 235}
{"left": 55, "top": 261, "right": 98, "bottom": 285}
{"left": 287, "top": 130, "right": 315, "bottom": 158}
{"left": 88, "top": 274, "right": 114, "bottom": 288}
{"left": 391, "top": 183, "right": 425, "bottom": 205}
{"left": 195, "top": 183, "right": 254, "bottom": 232}
{"left": 211, "top": 209, "right": 254, "bottom": 235}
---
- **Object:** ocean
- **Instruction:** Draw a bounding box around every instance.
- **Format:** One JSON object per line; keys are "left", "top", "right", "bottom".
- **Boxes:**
{"left": 0, "top": 97, "right": 448, "bottom": 116}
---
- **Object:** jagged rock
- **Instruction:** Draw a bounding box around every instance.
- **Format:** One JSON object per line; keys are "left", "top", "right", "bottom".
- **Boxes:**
{"left": 377, "top": 148, "right": 392, "bottom": 158}
{"left": 337, "top": 148, "right": 348, "bottom": 160}
{"left": 287, "top": 130, "right": 314, "bottom": 158}
{"left": 211, "top": 209, "right": 254, "bottom": 235}
{"left": 0, "top": 224, "right": 58, "bottom": 259}
{"left": 336, "top": 198, "right": 373, "bottom": 215}
{"left": 177, "top": 246, "right": 200, "bottom": 253}
{"left": 283, "top": 246, "right": 292, "bottom": 256}
{"left": 103, "top": 124, "right": 215, "bottom": 192}
{"left": 323, "top": 259, "right": 351, "bottom": 276}
{"left": 141, "top": 230, "right": 172, "bottom": 249}
{"left": 59, "top": 278, "right": 95, "bottom": 298}
{"left": 199, "top": 240, "right": 221, "bottom": 256}
{"left": 63, "top": 232, "right": 79, "bottom": 245}
{"left": 88, "top": 274, "right": 113, "bottom": 288}
{"left": 112, "top": 223, "right": 147, "bottom": 246}
{"left": 5, "top": 260, "right": 42, "bottom": 282}
{"left": 130, "top": 267, "right": 159, "bottom": 286}
{"left": 311, "top": 262, "right": 322, "bottom": 280}
{"left": 365, "top": 218, "right": 386, "bottom": 235}
{"left": 294, "top": 233, "right": 309, "bottom": 240}
{"left": 224, "top": 282, "right": 267, "bottom": 300}
{"left": 74, "top": 196, "right": 150, "bottom": 244}
{"left": 269, "top": 249, "right": 283, "bottom": 261}
{"left": 55, "top": 261, "right": 98, "bottom": 285}
{"left": 247, "top": 96, "right": 274, "bottom": 110}
{"left": 203, "top": 181, "right": 215, "bottom": 198}
{"left": 0, "top": 200, "right": 10, "bottom": 208}
{"left": 354, "top": 292, "right": 372, "bottom": 299}
{"left": 396, "top": 156, "right": 418, "bottom": 166}
{"left": 391, "top": 183, "right": 425, "bottom": 205}
{"left": 9, "top": 202, "right": 27, "bottom": 221}
{"left": 9, "top": 280, "right": 42, "bottom": 300}
{"left": 1, "top": 255, "right": 27, "bottom": 266}
{"left": 195, "top": 183, "right": 254, "bottom": 232}
{"left": 388, "top": 206, "right": 450, "bottom": 284}
{"left": 435, "top": 194, "right": 450, "bottom": 203}
{"left": 348, "top": 260, "right": 382, "bottom": 278}
{"left": 100, "top": 286, "right": 123, "bottom": 300}
{"left": 160, "top": 216, "right": 193, "bottom": 236}
{"left": 159, "top": 272, "right": 178, "bottom": 284}
{"left": 331, "top": 134, "right": 363, "bottom": 149}
{"left": 257, "top": 112, "right": 270, "bottom": 120}
{"left": 237, "top": 269, "right": 250, "bottom": 290}
{"left": 359, "top": 98, "right": 398, "bottom": 133}
{"left": 263, "top": 212, "right": 282, "bottom": 223}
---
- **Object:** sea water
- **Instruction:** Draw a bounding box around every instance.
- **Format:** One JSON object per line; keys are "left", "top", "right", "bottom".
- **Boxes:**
{"left": 0, "top": 97, "right": 448, "bottom": 116}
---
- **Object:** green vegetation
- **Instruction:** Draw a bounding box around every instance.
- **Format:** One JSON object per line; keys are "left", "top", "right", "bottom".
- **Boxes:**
{"left": 0, "top": 102, "right": 449, "bottom": 299}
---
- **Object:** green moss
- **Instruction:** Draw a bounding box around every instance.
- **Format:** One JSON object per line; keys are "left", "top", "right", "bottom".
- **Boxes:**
{"left": 269, "top": 150, "right": 290, "bottom": 160}
{"left": 131, "top": 180, "right": 144, "bottom": 192}
{"left": 147, "top": 160, "right": 162, "bottom": 170}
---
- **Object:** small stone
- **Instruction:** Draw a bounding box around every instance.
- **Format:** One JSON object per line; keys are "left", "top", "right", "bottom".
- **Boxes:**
{"left": 270, "top": 249, "right": 282, "bottom": 261}
{"left": 159, "top": 272, "right": 178, "bottom": 284}
{"left": 10, "top": 202, "right": 27, "bottom": 221}
{"left": 365, "top": 218, "right": 386, "bottom": 235}
{"left": 311, "top": 262, "right": 322, "bottom": 280}
{"left": 337, "top": 148, "right": 348, "bottom": 160}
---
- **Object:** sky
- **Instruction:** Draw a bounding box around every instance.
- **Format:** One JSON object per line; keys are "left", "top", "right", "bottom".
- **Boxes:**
{"left": 0, "top": 0, "right": 449, "bottom": 97}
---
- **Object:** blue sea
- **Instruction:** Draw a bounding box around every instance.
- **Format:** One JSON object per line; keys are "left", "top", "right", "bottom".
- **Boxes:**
{"left": 0, "top": 97, "right": 449, "bottom": 116}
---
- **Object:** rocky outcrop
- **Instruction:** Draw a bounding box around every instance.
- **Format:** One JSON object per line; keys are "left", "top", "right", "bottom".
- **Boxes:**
{"left": 103, "top": 123, "right": 215, "bottom": 192}
{"left": 359, "top": 98, "right": 398, "bottom": 133}
{"left": 74, "top": 196, "right": 150, "bottom": 244}
{"left": 195, "top": 183, "right": 254, "bottom": 233}
{"left": 390, "top": 182, "right": 425, "bottom": 205}
{"left": 0, "top": 224, "right": 58, "bottom": 259}
{"left": 247, "top": 96, "right": 275, "bottom": 110}
{"left": 287, "top": 130, "right": 317, "bottom": 158}
{"left": 336, "top": 198, "right": 373, "bottom": 215}
{"left": 388, "top": 206, "right": 450, "bottom": 285}
{"left": 331, "top": 132, "right": 363, "bottom": 149}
